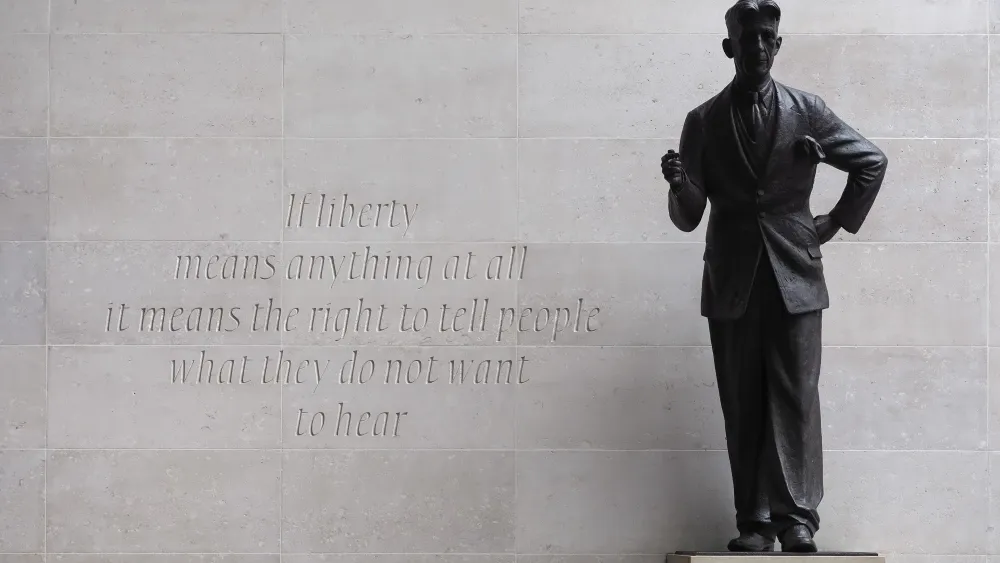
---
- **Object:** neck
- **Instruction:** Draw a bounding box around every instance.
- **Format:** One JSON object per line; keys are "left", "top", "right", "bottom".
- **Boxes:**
{"left": 734, "top": 73, "right": 771, "bottom": 93}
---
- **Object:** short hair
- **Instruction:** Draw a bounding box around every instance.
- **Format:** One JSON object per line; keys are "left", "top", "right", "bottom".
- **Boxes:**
{"left": 725, "top": 0, "right": 781, "bottom": 36}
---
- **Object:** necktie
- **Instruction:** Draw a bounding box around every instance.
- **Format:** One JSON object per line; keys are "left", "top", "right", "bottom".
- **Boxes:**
{"left": 750, "top": 90, "right": 764, "bottom": 144}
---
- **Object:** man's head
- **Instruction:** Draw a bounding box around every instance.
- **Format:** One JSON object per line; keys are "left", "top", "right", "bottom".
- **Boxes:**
{"left": 723, "top": 0, "right": 782, "bottom": 83}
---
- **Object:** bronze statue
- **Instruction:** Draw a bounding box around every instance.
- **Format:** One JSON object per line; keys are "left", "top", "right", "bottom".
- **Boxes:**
{"left": 661, "top": 0, "right": 888, "bottom": 553}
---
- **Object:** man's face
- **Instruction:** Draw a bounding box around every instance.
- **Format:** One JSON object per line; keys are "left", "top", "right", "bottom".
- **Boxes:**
{"left": 726, "top": 14, "right": 781, "bottom": 79}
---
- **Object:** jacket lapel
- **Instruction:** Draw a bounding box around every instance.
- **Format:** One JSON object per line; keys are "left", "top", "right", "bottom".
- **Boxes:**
{"left": 761, "top": 82, "right": 797, "bottom": 182}
{"left": 708, "top": 84, "right": 758, "bottom": 181}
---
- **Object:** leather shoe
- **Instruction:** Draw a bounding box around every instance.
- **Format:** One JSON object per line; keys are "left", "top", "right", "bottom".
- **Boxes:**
{"left": 779, "top": 524, "right": 817, "bottom": 552}
{"left": 727, "top": 532, "right": 775, "bottom": 552}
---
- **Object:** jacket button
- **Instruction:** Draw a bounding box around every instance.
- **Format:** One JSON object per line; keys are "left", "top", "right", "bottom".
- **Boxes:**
{"left": 757, "top": 189, "right": 764, "bottom": 196}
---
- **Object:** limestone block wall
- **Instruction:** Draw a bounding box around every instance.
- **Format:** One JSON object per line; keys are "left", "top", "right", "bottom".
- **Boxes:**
{"left": 0, "top": 0, "right": 993, "bottom": 561}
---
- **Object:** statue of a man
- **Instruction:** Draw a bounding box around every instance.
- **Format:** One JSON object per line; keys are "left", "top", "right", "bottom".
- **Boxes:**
{"left": 661, "top": 0, "right": 888, "bottom": 553}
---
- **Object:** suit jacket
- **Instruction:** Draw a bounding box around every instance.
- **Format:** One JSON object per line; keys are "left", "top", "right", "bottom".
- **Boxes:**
{"left": 668, "top": 79, "right": 888, "bottom": 320}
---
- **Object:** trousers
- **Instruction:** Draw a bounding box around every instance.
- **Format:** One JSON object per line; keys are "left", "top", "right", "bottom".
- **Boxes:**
{"left": 707, "top": 249, "right": 824, "bottom": 536}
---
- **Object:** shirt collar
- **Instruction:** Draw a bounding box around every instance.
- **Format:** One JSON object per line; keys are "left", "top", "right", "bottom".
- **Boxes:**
{"left": 732, "top": 76, "right": 775, "bottom": 105}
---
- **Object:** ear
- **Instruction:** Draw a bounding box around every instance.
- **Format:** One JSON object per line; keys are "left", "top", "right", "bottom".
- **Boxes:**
{"left": 722, "top": 38, "right": 734, "bottom": 59}
{"left": 774, "top": 36, "right": 782, "bottom": 53}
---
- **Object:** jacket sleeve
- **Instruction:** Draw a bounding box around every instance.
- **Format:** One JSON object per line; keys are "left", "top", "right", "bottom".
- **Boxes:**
{"left": 668, "top": 110, "right": 708, "bottom": 232}
{"left": 809, "top": 95, "right": 889, "bottom": 234}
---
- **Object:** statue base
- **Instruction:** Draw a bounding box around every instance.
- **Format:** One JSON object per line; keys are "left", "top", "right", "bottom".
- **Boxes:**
{"left": 667, "top": 553, "right": 884, "bottom": 563}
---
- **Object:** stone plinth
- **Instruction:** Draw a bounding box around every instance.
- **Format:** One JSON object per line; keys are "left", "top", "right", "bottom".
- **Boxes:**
{"left": 667, "top": 553, "right": 885, "bottom": 563}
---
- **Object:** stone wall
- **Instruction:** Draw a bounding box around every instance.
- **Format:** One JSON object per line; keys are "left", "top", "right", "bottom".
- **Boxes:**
{"left": 0, "top": 0, "right": 992, "bottom": 561}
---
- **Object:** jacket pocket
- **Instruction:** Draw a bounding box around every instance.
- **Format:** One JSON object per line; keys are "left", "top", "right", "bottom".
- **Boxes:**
{"left": 807, "top": 245, "right": 822, "bottom": 259}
